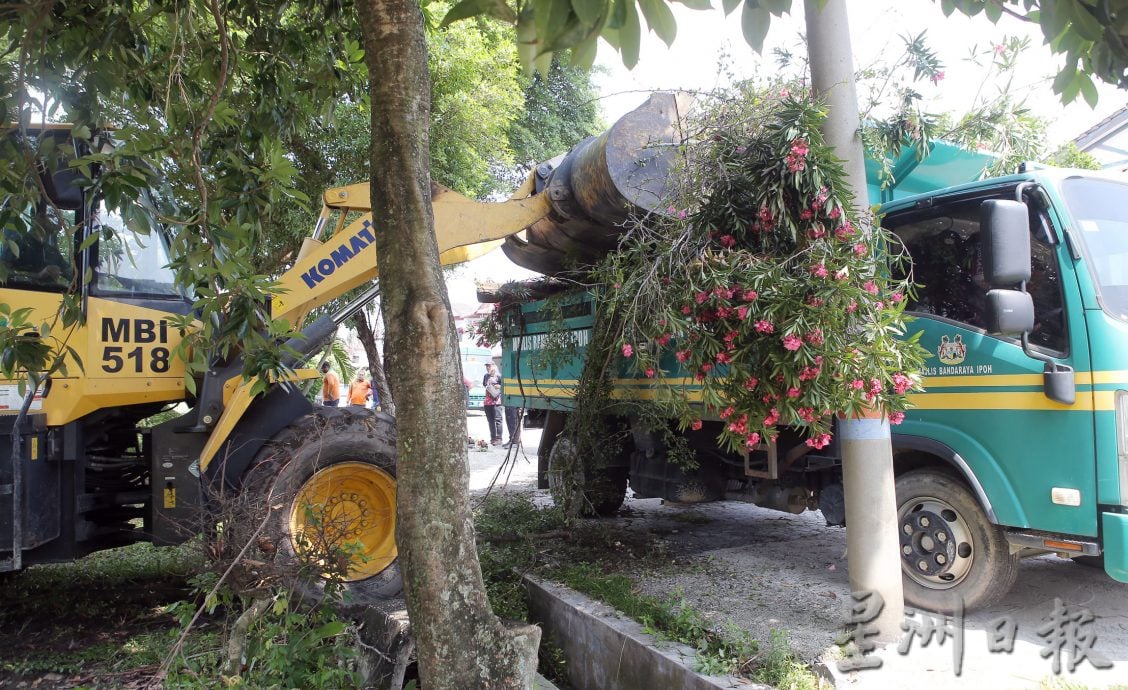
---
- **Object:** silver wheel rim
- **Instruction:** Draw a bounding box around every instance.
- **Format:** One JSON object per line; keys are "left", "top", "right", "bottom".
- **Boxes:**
{"left": 898, "top": 495, "right": 975, "bottom": 591}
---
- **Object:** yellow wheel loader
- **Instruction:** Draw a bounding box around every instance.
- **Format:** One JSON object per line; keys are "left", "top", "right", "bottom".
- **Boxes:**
{"left": 0, "top": 93, "right": 688, "bottom": 602}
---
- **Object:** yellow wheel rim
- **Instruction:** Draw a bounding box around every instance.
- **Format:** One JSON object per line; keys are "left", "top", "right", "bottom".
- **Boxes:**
{"left": 289, "top": 461, "right": 397, "bottom": 581}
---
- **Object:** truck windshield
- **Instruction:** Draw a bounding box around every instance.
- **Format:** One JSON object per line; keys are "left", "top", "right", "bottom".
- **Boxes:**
{"left": 1061, "top": 176, "right": 1128, "bottom": 321}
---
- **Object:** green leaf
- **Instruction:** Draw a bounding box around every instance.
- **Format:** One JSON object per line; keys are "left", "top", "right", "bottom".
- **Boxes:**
{"left": 441, "top": 0, "right": 517, "bottom": 26}
{"left": 1066, "top": 0, "right": 1104, "bottom": 41}
{"left": 674, "top": 0, "right": 713, "bottom": 9}
{"left": 571, "top": 0, "right": 605, "bottom": 25}
{"left": 571, "top": 32, "right": 600, "bottom": 70}
{"left": 761, "top": 0, "right": 792, "bottom": 15}
{"left": 984, "top": 1, "right": 1001, "bottom": 22}
{"left": 639, "top": 0, "right": 677, "bottom": 46}
{"left": 1077, "top": 71, "right": 1099, "bottom": 107}
{"left": 313, "top": 621, "right": 347, "bottom": 639}
{"left": 741, "top": 2, "right": 771, "bottom": 53}
{"left": 722, "top": 0, "right": 742, "bottom": 15}
{"left": 620, "top": 0, "right": 642, "bottom": 68}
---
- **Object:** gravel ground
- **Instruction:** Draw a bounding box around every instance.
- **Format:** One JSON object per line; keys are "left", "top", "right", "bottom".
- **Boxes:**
{"left": 465, "top": 414, "right": 1128, "bottom": 688}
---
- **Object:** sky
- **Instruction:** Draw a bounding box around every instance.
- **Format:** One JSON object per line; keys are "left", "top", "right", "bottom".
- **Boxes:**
{"left": 446, "top": 0, "right": 1128, "bottom": 317}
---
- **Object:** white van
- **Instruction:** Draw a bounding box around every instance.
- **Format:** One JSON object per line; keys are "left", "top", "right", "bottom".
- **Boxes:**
{"left": 459, "top": 343, "right": 493, "bottom": 410}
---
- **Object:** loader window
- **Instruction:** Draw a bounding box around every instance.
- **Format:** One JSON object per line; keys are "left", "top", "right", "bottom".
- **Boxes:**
{"left": 888, "top": 194, "right": 1067, "bottom": 354}
{"left": 90, "top": 203, "right": 180, "bottom": 297}
{"left": 0, "top": 202, "right": 76, "bottom": 290}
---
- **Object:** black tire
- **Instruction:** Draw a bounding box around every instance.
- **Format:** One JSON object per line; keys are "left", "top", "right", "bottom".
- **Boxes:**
{"left": 242, "top": 406, "right": 402, "bottom": 608}
{"left": 537, "top": 411, "right": 567, "bottom": 490}
{"left": 547, "top": 436, "right": 628, "bottom": 517}
{"left": 895, "top": 469, "right": 1018, "bottom": 613}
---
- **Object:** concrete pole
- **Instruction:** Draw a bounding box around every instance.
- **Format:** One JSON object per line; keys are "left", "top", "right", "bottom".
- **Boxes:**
{"left": 805, "top": 0, "right": 905, "bottom": 639}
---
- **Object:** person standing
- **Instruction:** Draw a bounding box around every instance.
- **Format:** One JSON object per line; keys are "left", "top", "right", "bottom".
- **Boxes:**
{"left": 320, "top": 362, "right": 341, "bottom": 407}
{"left": 504, "top": 405, "right": 523, "bottom": 449}
{"left": 348, "top": 371, "right": 372, "bottom": 408}
{"left": 482, "top": 362, "right": 503, "bottom": 446}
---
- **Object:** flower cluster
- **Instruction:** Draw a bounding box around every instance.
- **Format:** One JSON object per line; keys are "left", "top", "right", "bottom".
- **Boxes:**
{"left": 603, "top": 94, "right": 924, "bottom": 454}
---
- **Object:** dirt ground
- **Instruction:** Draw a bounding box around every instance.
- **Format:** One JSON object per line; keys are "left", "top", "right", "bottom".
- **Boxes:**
{"left": 475, "top": 412, "right": 1128, "bottom": 690}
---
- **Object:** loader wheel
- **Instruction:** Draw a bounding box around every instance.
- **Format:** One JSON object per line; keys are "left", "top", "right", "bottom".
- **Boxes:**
{"left": 895, "top": 469, "right": 1018, "bottom": 613}
{"left": 244, "top": 406, "right": 401, "bottom": 607}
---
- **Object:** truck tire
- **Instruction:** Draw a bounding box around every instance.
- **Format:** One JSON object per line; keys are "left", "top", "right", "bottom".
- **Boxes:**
{"left": 537, "top": 411, "right": 567, "bottom": 490}
{"left": 547, "top": 435, "right": 628, "bottom": 517}
{"left": 243, "top": 406, "right": 401, "bottom": 608}
{"left": 895, "top": 469, "right": 1018, "bottom": 613}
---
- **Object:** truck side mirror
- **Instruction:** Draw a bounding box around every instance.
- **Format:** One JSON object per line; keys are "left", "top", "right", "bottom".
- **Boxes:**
{"left": 980, "top": 200, "right": 1031, "bottom": 285}
{"left": 985, "top": 289, "right": 1034, "bottom": 336}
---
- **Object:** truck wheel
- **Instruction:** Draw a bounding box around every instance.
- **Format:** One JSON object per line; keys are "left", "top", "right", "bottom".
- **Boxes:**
{"left": 895, "top": 469, "right": 1018, "bottom": 613}
{"left": 244, "top": 406, "right": 401, "bottom": 607}
{"left": 547, "top": 436, "right": 627, "bottom": 517}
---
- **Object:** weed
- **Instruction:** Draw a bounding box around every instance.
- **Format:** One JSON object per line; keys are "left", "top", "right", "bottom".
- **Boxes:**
{"left": 751, "top": 629, "right": 823, "bottom": 690}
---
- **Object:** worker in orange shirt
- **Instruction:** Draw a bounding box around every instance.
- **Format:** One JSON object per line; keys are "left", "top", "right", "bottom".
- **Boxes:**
{"left": 348, "top": 371, "right": 373, "bottom": 408}
{"left": 320, "top": 362, "right": 341, "bottom": 407}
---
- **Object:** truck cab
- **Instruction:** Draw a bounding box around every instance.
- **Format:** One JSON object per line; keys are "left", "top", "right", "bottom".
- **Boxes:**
{"left": 883, "top": 168, "right": 1128, "bottom": 590}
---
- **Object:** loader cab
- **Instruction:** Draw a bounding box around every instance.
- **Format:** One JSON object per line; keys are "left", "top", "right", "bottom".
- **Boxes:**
{"left": 1, "top": 126, "right": 186, "bottom": 307}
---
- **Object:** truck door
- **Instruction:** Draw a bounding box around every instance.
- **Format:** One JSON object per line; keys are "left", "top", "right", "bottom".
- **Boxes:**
{"left": 887, "top": 187, "right": 1098, "bottom": 538}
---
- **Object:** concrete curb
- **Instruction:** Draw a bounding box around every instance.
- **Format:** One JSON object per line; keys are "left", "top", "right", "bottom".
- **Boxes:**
{"left": 524, "top": 574, "right": 769, "bottom": 690}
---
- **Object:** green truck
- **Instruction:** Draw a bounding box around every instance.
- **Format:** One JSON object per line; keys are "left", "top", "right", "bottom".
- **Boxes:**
{"left": 499, "top": 149, "right": 1128, "bottom": 612}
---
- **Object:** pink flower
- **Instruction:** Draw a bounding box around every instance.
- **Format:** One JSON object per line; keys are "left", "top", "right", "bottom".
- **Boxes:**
{"left": 850, "top": 379, "right": 865, "bottom": 391}
{"left": 799, "top": 366, "right": 820, "bottom": 381}
{"left": 782, "top": 334, "right": 803, "bottom": 351}
{"left": 743, "top": 377, "right": 759, "bottom": 390}
{"left": 745, "top": 432, "right": 762, "bottom": 448}
{"left": 696, "top": 291, "right": 710, "bottom": 304}
{"left": 790, "top": 139, "right": 810, "bottom": 157}
{"left": 755, "top": 320, "right": 775, "bottom": 334}
{"left": 863, "top": 280, "right": 879, "bottom": 295}
{"left": 736, "top": 306, "right": 749, "bottom": 321}
{"left": 931, "top": 70, "right": 945, "bottom": 85}
{"left": 891, "top": 292, "right": 904, "bottom": 303}
{"left": 797, "top": 407, "right": 817, "bottom": 422}
{"left": 743, "top": 289, "right": 758, "bottom": 301}
{"left": 804, "top": 329, "right": 824, "bottom": 346}
{"left": 892, "top": 373, "right": 913, "bottom": 395}
{"left": 836, "top": 221, "right": 855, "bottom": 239}
{"left": 828, "top": 206, "right": 841, "bottom": 220}
{"left": 691, "top": 419, "right": 703, "bottom": 431}
{"left": 805, "top": 433, "right": 832, "bottom": 449}
{"left": 808, "top": 225, "right": 827, "bottom": 240}
{"left": 853, "top": 243, "right": 867, "bottom": 257}
{"left": 779, "top": 88, "right": 790, "bottom": 98}
{"left": 815, "top": 187, "right": 829, "bottom": 204}
{"left": 716, "top": 287, "right": 735, "bottom": 300}
{"left": 720, "top": 234, "right": 736, "bottom": 249}
{"left": 621, "top": 343, "right": 633, "bottom": 358}
{"left": 810, "top": 263, "right": 829, "bottom": 279}
{"left": 807, "top": 297, "right": 824, "bottom": 307}
{"left": 677, "top": 209, "right": 688, "bottom": 220}
{"left": 666, "top": 205, "right": 678, "bottom": 214}
{"left": 869, "top": 378, "right": 883, "bottom": 395}
{"left": 681, "top": 305, "right": 692, "bottom": 315}
{"left": 847, "top": 300, "right": 858, "bottom": 313}
{"left": 890, "top": 411, "right": 905, "bottom": 425}
{"left": 764, "top": 408, "right": 781, "bottom": 426}
{"left": 799, "top": 209, "right": 813, "bottom": 220}
{"left": 715, "top": 351, "right": 732, "bottom": 364}
{"left": 613, "top": 282, "right": 621, "bottom": 289}
{"left": 719, "top": 406, "right": 735, "bottom": 419}
{"left": 724, "top": 330, "right": 740, "bottom": 343}
{"left": 656, "top": 333, "right": 672, "bottom": 346}
{"left": 787, "top": 387, "right": 801, "bottom": 398}
{"left": 675, "top": 350, "right": 690, "bottom": 363}
{"left": 700, "top": 362, "right": 713, "bottom": 373}
{"left": 645, "top": 368, "right": 656, "bottom": 378}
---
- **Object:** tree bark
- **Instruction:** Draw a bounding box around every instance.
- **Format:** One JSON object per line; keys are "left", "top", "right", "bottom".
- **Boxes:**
{"left": 353, "top": 309, "right": 395, "bottom": 416}
{"left": 354, "top": 1, "right": 540, "bottom": 687}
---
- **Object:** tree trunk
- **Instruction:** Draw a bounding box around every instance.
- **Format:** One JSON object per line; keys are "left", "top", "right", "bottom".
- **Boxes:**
{"left": 353, "top": 309, "right": 395, "bottom": 416}
{"left": 354, "top": 1, "right": 540, "bottom": 688}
